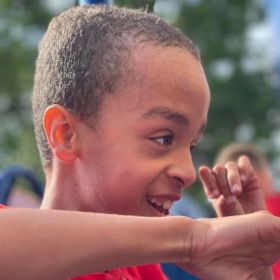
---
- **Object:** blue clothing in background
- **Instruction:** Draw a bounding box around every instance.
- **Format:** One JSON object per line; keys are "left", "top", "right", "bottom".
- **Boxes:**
{"left": 162, "top": 264, "right": 199, "bottom": 280}
{"left": 170, "top": 195, "right": 209, "bottom": 218}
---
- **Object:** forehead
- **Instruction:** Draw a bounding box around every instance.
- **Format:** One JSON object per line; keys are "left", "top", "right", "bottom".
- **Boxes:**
{"left": 115, "top": 46, "right": 208, "bottom": 113}
{"left": 98, "top": 45, "right": 210, "bottom": 134}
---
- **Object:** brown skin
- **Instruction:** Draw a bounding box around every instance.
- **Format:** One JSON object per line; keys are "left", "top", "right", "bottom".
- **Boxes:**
{"left": 0, "top": 209, "right": 279, "bottom": 280}
{"left": 41, "top": 45, "right": 210, "bottom": 215}
{"left": 181, "top": 211, "right": 279, "bottom": 280}
{"left": 199, "top": 156, "right": 266, "bottom": 217}
{"left": 200, "top": 155, "right": 272, "bottom": 279}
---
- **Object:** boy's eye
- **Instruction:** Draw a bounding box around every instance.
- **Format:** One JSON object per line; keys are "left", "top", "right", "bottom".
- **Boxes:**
{"left": 150, "top": 135, "right": 174, "bottom": 146}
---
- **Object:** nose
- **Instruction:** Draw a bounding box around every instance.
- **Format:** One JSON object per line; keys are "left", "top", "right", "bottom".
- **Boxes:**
{"left": 166, "top": 150, "right": 197, "bottom": 189}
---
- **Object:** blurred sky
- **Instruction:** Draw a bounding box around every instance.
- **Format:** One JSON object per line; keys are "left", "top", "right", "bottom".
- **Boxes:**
{"left": 265, "top": 0, "right": 280, "bottom": 59}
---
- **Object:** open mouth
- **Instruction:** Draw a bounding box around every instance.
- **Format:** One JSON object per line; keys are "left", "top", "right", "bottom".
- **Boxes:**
{"left": 147, "top": 198, "right": 172, "bottom": 216}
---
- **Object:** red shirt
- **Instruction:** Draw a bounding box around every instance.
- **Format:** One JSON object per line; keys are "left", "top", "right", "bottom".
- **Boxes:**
{"left": 71, "top": 264, "right": 168, "bottom": 280}
{"left": 265, "top": 194, "right": 280, "bottom": 280}
{"left": 266, "top": 194, "right": 280, "bottom": 217}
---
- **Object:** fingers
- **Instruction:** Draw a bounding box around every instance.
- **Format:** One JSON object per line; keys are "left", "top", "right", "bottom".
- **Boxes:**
{"left": 199, "top": 166, "right": 220, "bottom": 199}
{"left": 237, "top": 155, "right": 259, "bottom": 191}
{"left": 199, "top": 157, "right": 252, "bottom": 217}
{"left": 213, "top": 164, "right": 241, "bottom": 200}
{"left": 223, "top": 161, "right": 242, "bottom": 195}
{"left": 199, "top": 162, "right": 242, "bottom": 204}
{"left": 200, "top": 155, "right": 265, "bottom": 217}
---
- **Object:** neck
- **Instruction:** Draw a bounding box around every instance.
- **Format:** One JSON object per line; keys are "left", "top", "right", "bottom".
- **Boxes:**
{"left": 40, "top": 163, "right": 83, "bottom": 211}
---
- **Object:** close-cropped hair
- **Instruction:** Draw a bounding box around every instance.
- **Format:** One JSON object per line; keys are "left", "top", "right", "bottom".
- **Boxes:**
{"left": 214, "top": 143, "right": 269, "bottom": 171}
{"left": 32, "top": 4, "right": 200, "bottom": 167}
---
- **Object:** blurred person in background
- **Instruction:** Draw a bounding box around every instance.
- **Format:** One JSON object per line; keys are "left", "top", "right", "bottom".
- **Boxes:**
{"left": 215, "top": 143, "right": 276, "bottom": 198}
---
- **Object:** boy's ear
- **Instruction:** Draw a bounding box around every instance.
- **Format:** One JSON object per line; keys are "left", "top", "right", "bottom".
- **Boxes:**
{"left": 43, "top": 105, "right": 79, "bottom": 163}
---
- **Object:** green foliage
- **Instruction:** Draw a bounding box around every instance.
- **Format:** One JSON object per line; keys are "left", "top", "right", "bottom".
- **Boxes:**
{"left": 0, "top": 0, "right": 52, "bottom": 178}
{"left": 172, "top": 0, "right": 279, "bottom": 164}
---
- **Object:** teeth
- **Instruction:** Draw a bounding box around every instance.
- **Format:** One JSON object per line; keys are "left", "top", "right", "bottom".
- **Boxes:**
{"left": 162, "top": 200, "right": 172, "bottom": 210}
{"left": 147, "top": 198, "right": 172, "bottom": 210}
{"left": 155, "top": 200, "right": 162, "bottom": 207}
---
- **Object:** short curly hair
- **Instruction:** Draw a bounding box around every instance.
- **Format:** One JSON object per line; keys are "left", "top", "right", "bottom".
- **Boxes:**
{"left": 32, "top": 5, "right": 200, "bottom": 168}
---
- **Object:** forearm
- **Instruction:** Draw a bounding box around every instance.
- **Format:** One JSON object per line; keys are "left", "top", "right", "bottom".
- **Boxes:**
{"left": 0, "top": 209, "right": 193, "bottom": 280}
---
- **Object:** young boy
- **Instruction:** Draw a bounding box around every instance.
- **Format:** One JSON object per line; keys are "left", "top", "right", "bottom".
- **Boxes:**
{"left": 2, "top": 4, "right": 280, "bottom": 280}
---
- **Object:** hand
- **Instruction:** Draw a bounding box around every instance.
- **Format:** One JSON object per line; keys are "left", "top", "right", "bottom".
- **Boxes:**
{"left": 199, "top": 155, "right": 266, "bottom": 217}
{"left": 179, "top": 211, "right": 279, "bottom": 280}
{"left": 198, "top": 156, "right": 272, "bottom": 279}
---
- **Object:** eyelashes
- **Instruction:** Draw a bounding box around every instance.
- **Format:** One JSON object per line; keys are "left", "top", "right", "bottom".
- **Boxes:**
{"left": 149, "top": 133, "right": 199, "bottom": 150}
{"left": 149, "top": 134, "right": 174, "bottom": 146}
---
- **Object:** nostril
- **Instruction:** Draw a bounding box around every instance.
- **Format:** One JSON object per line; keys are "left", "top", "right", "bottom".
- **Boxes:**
{"left": 174, "top": 176, "right": 185, "bottom": 186}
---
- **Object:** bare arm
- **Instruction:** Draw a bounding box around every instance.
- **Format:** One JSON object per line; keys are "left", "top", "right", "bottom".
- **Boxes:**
{"left": 1, "top": 208, "right": 280, "bottom": 280}
{"left": 0, "top": 208, "right": 192, "bottom": 280}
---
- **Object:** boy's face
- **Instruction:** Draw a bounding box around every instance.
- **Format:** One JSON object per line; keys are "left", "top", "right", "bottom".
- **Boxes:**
{"left": 75, "top": 46, "right": 210, "bottom": 216}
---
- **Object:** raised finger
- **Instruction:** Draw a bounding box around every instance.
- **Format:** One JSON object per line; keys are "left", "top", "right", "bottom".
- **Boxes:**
{"left": 237, "top": 155, "right": 259, "bottom": 191}
{"left": 213, "top": 165, "right": 232, "bottom": 199}
{"left": 225, "top": 161, "right": 242, "bottom": 195}
{"left": 199, "top": 166, "right": 220, "bottom": 199}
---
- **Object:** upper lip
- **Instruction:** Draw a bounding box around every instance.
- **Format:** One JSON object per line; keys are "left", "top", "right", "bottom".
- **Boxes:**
{"left": 147, "top": 193, "right": 181, "bottom": 202}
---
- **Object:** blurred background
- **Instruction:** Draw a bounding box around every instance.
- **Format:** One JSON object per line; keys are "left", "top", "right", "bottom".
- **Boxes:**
{"left": 1, "top": 0, "right": 280, "bottom": 209}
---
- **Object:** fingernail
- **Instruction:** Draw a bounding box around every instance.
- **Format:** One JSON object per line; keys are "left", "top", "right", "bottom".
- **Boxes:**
{"left": 231, "top": 184, "right": 240, "bottom": 194}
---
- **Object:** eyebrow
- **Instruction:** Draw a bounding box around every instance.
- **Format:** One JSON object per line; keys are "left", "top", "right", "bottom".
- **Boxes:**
{"left": 142, "top": 106, "right": 207, "bottom": 135}
{"left": 142, "top": 106, "right": 189, "bottom": 125}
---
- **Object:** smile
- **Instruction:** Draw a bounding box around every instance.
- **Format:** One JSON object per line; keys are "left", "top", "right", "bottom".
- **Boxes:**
{"left": 146, "top": 197, "right": 173, "bottom": 216}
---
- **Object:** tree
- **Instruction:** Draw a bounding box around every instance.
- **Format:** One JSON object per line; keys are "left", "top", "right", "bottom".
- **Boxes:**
{"left": 0, "top": 0, "right": 53, "bottom": 176}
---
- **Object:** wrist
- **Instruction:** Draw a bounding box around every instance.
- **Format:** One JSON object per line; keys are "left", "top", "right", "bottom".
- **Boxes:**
{"left": 109, "top": 215, "right": 197, "bottom": 266}
{"left": 158, "top": 216, "right": 197, "bottom": 264}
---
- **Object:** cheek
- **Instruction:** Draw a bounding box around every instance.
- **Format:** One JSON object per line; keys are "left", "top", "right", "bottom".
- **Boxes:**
{"left": 78, "top": 142, "right": 166, "bottom": 211}
{"left": 95, "top": 161, "right": 162, "bottom": 203}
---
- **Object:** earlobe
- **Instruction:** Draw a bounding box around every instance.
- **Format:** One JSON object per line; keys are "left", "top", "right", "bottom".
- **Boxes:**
{"left": 44, "top": 105, "right": 78, "bottom": 163}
